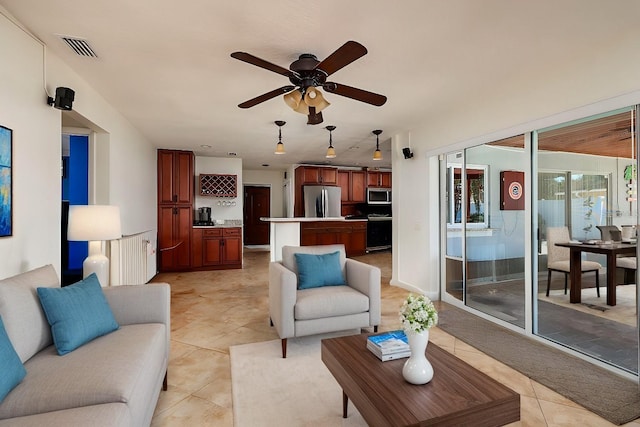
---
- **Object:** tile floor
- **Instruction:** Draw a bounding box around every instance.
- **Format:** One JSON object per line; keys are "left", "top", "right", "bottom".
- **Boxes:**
{"left": 150, "top": 249, "right": 640, "bottom": 426}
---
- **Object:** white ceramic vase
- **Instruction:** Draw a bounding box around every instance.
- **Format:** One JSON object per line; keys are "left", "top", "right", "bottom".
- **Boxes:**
{"left": 402, "top": 329, "right": 434, "bottom": 385}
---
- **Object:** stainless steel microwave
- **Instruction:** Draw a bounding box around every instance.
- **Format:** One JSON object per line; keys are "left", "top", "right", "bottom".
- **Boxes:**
{"left": 367, "top": 188, "right": 392, "bottom": 204}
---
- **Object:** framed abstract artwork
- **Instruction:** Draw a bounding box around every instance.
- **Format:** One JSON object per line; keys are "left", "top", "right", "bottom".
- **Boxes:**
{"left": 0, "top": 126, "right": 12, "bottom": 237}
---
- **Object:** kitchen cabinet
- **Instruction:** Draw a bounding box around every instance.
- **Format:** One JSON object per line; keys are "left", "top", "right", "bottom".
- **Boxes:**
{"left": 158, "top": 149, "right": 194, "bottom": 204}
{"left": 197, "top": 227, "right": 243, "bottom": 268}
{"left": 367, "top": 171, "right": 392, "bottom": 188}
{"left": 338, "top": 170, "right": 366, "bottom": 203}
{"left": 338, "top": 170, "right": 367, "bottom": 217}
{"left": 158, "top": 205, "right": 192, "bottom": 271}
{"left": 294, "top": 166, "right": 338, "bottom": 217}
{"left": 157, "top": 149, "right": 194, "bottom": 272}
{"left": 300, "top": 221, "right": 366, "bottom": 257}
{"left": 296, "top": 166, "right": 338, "bottom": 185}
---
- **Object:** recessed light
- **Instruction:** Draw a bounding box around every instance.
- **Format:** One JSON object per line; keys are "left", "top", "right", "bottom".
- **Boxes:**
{"left": 262, "top": 164, "right": 269, "bottom": 167}
{"left": 200, "top": 144, "right": 212, "bottom": 149}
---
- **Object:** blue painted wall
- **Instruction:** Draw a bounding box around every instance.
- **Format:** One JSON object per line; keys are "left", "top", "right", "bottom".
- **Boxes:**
{"left": 62, "top": 135, "right": 88, "bottom": 270}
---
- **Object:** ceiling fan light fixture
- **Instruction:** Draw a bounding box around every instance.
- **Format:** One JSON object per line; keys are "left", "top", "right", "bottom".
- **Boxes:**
{"left": 274, "top": 120, "right": 286, "bottom": 155}
{"left": 307, "top": 107, "right": 323, "bottom": 125}
{"left": 304, "top": 87, "right": 330, "bottom": 113}
{"left": 325, "top": 125, "right": 337, "bottom": 158}
{"left": 372, "top": 129, "right": 383, "bottom": 161}
{"left": 283, "top": 90, "right": 302, "bottom": 109}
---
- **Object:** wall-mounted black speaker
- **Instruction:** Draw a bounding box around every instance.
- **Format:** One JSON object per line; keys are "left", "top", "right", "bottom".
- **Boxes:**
{"left": 47, "top": 87, "right": 75, "bottom": 110}
{"left": 402, "top": 147, "right": 414, "bottom": 159}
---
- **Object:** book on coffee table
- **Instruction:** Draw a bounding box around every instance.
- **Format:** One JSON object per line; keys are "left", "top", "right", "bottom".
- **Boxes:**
{"left": 367, "top": 330, "right": 411, "bottom": 361}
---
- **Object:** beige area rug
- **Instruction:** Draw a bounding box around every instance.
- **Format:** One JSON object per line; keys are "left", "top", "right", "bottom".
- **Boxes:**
{"left": 230, "top": 331, "right": 367, "bottom": 427}
{"left": 539, "top": 284, "right": 637, "bottom": 327}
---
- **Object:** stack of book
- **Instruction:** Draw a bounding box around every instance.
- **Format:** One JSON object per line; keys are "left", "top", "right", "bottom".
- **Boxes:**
{"left": 366, "top": 330, "right": 411, "bottom": 361}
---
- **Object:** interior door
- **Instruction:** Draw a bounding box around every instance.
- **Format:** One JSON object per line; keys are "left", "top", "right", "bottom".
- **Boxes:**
{"left": 243, "top": 186, "right": 270, "bottom": 245}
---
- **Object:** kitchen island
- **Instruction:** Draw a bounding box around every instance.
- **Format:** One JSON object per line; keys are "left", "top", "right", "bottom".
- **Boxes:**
{"left": 261, "top": 217, "right": 368, "bottom": 261}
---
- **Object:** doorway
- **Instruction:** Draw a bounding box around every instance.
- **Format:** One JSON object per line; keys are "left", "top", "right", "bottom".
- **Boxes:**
{"left": 243, "top": 186, "right": 270, "bottom": 245}
{"left": 61, "top": 134, "right": 89, "bottom": 285}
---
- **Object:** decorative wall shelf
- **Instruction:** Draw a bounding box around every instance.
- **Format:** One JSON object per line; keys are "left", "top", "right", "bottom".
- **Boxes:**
{"left": 199, "top": 174, "right": 237, "bottom": 197}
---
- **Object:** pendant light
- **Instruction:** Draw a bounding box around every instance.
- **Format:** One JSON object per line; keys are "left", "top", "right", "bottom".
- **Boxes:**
{"left": 274, "top": 120, "right": 286, "bottom": 154}
{"left": 325, "top": 125, "right": 336, "bottom": 158}
{"left": 372, "top": 129, "right": 383, "bottom": 160}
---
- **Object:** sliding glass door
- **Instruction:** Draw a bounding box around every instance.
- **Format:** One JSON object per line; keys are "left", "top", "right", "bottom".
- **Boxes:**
{"left": 440, "top": 106, "right": 639, "bottom": 376}
{"left": 442, "top": 136, "right": 528, "bottom": 328}
{"left": 535, "top": 108, "right": 638, "bottom": 374}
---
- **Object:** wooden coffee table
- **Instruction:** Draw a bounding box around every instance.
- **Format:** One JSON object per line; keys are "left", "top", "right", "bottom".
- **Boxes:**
{"left": 321, "top": 333, "right": 520, "bottom": 427}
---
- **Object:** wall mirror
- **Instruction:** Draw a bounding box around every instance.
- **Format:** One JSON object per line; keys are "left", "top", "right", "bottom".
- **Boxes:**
{"left": 447, "top": 164, "right": 488, "bottom": 228}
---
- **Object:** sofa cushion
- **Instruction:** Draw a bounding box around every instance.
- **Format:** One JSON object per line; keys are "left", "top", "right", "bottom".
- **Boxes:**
{"left": 0, "top": 265, "right": 59, "bottom": 363}
{"left": 295, "top": 251, "right": 346, "bottom": 289}
{"left": 0, "top": 316, "right": 26, "bottom": 403}
{"left": 0, "top": 323, "right": 166, "bottom": 420}
{"left": 295, "top": 285, "right": 369, "bottom": 320}
{"left": 0, "top": 402, "right": 131, "bottom": 427}
{"left": 37, "top": 274, "right": 119, "bottom": 355}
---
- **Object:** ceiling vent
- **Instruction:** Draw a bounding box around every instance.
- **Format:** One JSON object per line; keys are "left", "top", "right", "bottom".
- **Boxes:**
{"left": 58, "top": 35, "right": 98, "bottom": 58}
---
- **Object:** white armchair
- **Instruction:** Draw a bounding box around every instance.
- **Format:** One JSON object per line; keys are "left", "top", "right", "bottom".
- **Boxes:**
{"left": 269, "top": 244, "right": 381, "bottom": 358}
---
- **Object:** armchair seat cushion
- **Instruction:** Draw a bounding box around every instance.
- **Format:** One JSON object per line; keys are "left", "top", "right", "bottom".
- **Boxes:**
{"left": 295, "top": 286, "right": 369, "bottom": 320}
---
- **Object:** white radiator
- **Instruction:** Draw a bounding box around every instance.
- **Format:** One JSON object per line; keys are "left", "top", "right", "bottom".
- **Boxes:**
{"left": 110, "top": 230, "right": 157, "bottom": 285}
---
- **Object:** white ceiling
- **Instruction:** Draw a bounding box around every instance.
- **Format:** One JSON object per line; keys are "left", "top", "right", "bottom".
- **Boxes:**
{"left": 2, "top": 0, "right": 640, "bottom": 170}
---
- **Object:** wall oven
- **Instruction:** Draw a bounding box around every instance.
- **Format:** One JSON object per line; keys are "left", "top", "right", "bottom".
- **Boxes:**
{"left": 367, "top": 188, "right": 392, "bottom": 205}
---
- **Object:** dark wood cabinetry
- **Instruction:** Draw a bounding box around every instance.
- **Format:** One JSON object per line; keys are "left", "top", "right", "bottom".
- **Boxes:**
{"left": 157, "top": 149, "right": 194, "bottom": 272}
{"left": 191, "top": 227, "right": 242, "bottom": 269}
{"left": 367, "top": 171, "right": 392, "bottom": 188}
{"left": 297, "top": 166, "right": 337, "bottom": 185}
{"left": 338, "top": 170, "right": 367, "bottom": 216}
{"left": 158, "top": 205, "right": 192, "bottom": 271}
{"left": 158, "top": 149, "right": 194, "bottom": 204}
{"left": 300, "top": 221, "right": 367, "bottom": 257}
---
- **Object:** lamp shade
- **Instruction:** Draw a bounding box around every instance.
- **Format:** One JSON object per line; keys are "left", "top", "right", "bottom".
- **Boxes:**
{"left": 326, "top": 146, "right": 336, "bottom": 158}
{"left": 68, "top": 205, "right": 122, "bottom": 241}
{"left": 283, "top": 90, "right": 302, "bottom": 109}
{"left": 274, "top": 141, "right": 286, "bottom": 154}
{"left": 373, "top": 149, "right": 383, "bottom": 161}
{"left": 304, "top": 87, "right": 330, "bottom": 112}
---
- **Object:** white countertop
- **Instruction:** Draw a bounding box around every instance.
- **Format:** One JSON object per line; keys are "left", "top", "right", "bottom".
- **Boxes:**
{"left": 260, "top": 217, "right": 367, "bottom": 222}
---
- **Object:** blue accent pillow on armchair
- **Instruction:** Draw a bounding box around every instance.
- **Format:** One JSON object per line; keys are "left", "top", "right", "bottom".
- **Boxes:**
{"left": 295, "top": 251, "right": 346, "bottom": 289}
{"left": 0, "top": 315, "right": 26, "bottom": 402}
{"left": 37, "top": 273, "right": 119, "bottom": 355}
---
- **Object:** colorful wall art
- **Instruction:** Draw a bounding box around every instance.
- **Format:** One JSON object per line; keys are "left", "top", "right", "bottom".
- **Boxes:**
{"left": 0, "top": 126, "right": 12, "bottom": 237}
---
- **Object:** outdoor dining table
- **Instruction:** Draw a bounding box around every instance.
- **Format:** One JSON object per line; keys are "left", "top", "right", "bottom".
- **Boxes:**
{"left": 555, "top": 241, "right": 636, "bottom": 306}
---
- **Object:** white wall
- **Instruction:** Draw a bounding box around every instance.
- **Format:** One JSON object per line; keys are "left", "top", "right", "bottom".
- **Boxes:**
{"left": 392, "top": 35, "right": 640, "bottom": 299}
{"left": 195, "top": 156, "right": 243, "bottom": 221}
{"left": 242, "top": 169, "right": 285, "bottom": 218}
{"left": 0, "top": 11, "right": 158, "bottom": 278}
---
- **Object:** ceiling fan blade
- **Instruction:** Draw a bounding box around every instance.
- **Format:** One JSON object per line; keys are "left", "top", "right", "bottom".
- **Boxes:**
{"left": 315, "top": 41, "right": 367, "bottom": 77}
{"left": 323, "top": 82, "right": 387, "bottom": 106}
{"left": 238, "top": 86, "right": 296, "bottom": 109}
{"left": 231, "top": 52, "right": 297, "bottom": 78}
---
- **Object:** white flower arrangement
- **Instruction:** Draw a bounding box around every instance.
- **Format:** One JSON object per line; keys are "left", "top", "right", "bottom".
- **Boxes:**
{"left": 399, "top": 293, "right": 438, "bottom": 333}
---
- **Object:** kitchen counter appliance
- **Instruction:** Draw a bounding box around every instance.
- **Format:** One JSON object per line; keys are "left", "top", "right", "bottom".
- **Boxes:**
{"left": 303, "top": 185, "right": 342, "bottom": 218}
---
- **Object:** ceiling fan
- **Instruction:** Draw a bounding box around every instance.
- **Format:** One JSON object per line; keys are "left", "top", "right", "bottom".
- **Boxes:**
{"left": 230, "top": 41, "right": 387, "bottom": 124}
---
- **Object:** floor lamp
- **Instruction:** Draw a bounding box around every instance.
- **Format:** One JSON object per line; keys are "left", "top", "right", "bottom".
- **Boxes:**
{"left": 67, "top": 205, "right": 122, "bottom": 287}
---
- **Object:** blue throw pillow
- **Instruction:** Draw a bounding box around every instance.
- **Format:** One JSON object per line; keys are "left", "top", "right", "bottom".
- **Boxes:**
{"left": 37, "top": 274, "right": 119, "bottom": 355}
{"left": 0, "top": 316, "right": 26, "bottom": 402}
{"left": 295, "top": 251, "right": 346, "bottom": 290}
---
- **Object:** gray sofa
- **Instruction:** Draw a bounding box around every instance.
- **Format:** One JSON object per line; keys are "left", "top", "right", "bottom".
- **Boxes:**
{"left": 0, "top": 265, "right": 170, "bottom": 427}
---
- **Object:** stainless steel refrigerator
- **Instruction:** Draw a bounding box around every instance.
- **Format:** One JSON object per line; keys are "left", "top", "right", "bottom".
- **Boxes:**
{"left": 303, "top": 185, "right": 342, "bottom": 218}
